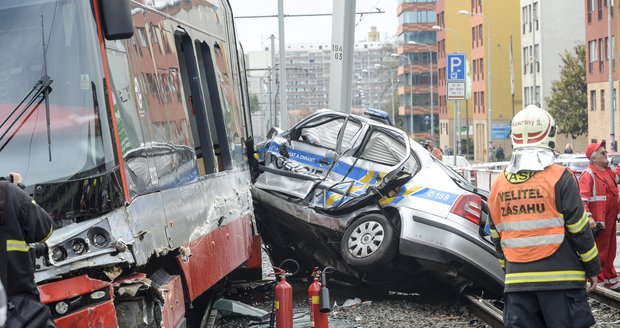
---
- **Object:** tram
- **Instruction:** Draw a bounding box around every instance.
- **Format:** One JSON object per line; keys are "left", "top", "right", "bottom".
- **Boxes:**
{"left": 0, "top": 0, "right": 260, "bottom": 326}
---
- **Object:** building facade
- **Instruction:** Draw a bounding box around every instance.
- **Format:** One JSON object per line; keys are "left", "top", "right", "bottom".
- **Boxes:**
{"left": 463, "top": 0, "right": 522, "bottom": 162}
{"left": 245, "top": 38, "right": 398, "bottom": 139}
{"left": 586, "top": 0, "right": 620, "bottom": 149}
{"left": 435, "top": 0, "right": 472, "bottom": 156}
{"left": 396, "top": 0, "right": 438, "bottom": 139}
{"left": 520, "top": 0, "right": 587, "bottom": 152}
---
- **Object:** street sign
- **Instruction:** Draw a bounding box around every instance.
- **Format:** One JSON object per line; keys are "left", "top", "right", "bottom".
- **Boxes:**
{"left": 447, "top": 81, "right": 466, "bottom": 100}
{"left": 492, "top": 124, "right": 512, "bottom": 140}
{"left": 447, "top": 53, "right": 466, "bottom": 81}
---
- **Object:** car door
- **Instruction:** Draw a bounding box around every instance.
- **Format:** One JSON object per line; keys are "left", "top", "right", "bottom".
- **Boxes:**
{"left": 314, "top": 124, "right": 415, "bottom": 211}
{"left": 254, "top": 113, "right": 362, "bottom": 199}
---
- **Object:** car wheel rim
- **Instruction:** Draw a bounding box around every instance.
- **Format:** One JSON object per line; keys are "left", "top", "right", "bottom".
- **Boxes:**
{"left": 347, "top": 220, "right": 385, "bottom": 258}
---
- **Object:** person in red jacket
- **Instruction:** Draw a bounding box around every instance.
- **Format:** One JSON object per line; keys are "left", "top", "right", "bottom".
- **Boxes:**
{"left": 579, "top": 141, "right": 620, "bottom": 290}
{"left": 425, "top": 139, "right": 443, "bottom": 160}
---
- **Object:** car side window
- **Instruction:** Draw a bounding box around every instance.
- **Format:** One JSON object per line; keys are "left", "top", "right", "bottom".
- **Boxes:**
{"left": 299, "top": 118, "right": 344, "bottom": 150}
{"left": 360, "top": 130, "right": 405, "bottom": 166}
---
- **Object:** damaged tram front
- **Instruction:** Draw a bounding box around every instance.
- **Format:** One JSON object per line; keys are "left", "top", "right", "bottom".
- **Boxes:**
{"left": 0, "top": 0, "right": 260, "bottom": 326}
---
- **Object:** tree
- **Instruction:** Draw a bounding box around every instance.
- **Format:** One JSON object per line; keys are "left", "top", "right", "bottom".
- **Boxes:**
{"left": 546, "top": 45, "right": 587, "bottom": 139}
{"left": 250, "top": 93, "right": 260, "bottom": 113}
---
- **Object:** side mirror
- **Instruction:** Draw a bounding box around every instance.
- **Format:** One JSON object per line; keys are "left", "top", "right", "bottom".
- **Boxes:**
{"left": 99, "top": 0, "right": 134, "bottom": 40}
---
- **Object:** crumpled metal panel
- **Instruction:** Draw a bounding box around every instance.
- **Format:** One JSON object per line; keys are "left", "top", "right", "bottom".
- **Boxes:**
{"left": 505, "top": 147, "right": 556, "bottom": 173}
{"left": 163, "top": 169, "right": 254, "bottom": 249}
{"left": 253, "top": 168, "right": 316, "bottom": 199}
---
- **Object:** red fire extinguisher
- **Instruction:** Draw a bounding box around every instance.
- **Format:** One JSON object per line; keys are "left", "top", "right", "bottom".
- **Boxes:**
{"left": 308, "top": 268, "right": 328, "bottom": 328}
{"left": 274, "top": 266, "right": 293, "bottom": 328}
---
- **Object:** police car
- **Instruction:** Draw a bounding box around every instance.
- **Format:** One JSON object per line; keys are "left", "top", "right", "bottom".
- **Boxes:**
{"left": 251, "top": 110, "right": 503, "bottom": 294}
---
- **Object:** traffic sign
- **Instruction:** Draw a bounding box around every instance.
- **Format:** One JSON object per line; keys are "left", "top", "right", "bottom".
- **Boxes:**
{"left": 447, "top": 81, "right": 466, "bottom": 100}
{"left": 447, "top": 53, "right": 466, "bottom": 81}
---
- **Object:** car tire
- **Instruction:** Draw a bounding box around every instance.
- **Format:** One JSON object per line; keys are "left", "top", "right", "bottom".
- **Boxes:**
{"left": 340, "top": 213, "right": 397, "bottom": 268}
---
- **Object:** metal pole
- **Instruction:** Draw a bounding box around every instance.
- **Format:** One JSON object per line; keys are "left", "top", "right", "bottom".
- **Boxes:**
{"left": 454, "top": 100, "right": 458, "bottom": 166}
{"left": 270, "top": 35, "right": 276, "bottom": 126}
{"left": 532, "top": 0, "right": 537, "bottom": 104}
{"left": 429, "top": 48, "right": 434, "bottom": 142}
{"left": 277, "top": 0, "right": 288, "bottom": 129}
{"left": 408, "top": 56, "right": 413, "bottom": 137}
{"left": 609, "top": 0, "right": 616, "bottom": 151}
{"left": 392, "top": 69, "right": 396, "bottom": 123}
{"left": 457, "top": 100, "right": 461, "bottom": 156}
{"left": 486, "top": 15, "right": 493, "bottom": 158}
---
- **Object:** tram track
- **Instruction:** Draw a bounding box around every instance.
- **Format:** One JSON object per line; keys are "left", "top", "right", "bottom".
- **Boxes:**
{"left": 462, "top": 292, "right": 504, "bottom": 328}
{"left": 589, "top": 285, "right": 620, "bottom": 310}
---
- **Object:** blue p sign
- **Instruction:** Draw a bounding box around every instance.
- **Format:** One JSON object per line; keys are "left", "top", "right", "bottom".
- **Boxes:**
{"left": 447, "top": 53, "right": 466, "bottom": 81}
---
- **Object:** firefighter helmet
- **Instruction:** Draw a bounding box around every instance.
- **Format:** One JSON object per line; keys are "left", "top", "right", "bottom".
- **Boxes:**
{"left": 511, "top": 105, "right": 556, "bottom": 150}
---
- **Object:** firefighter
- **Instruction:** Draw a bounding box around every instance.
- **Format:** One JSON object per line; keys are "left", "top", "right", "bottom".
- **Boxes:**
{"left": 488, "top": 105, "right": 600, "bottom": 327}
{"left": 579, "top": 141, "right": 620, "bottom": 290}
{"left": 1, "top": 173, "right": 55, "bottom": 327}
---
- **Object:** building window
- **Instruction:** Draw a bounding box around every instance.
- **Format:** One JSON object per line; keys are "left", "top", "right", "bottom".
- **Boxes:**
{"left": 601, "top": 90, "right": 606, "bottom": 111}
{"left": 598, "top": 0, "right": 603, "bottom": 20}
{"left": 589, "top": 40, "right": 597, "bottom": 73}
{"left": 600, "top": 38, "right": 605, "bottom": 71}
{"left": 588, "top": 0, "right": 595, "bottom": 23}
{"left": 534, "top": 44, "right": 540, "bottom": 72}
{"left": 591, "top": 90, "right": 597, "bottom": 111}
{"left": 524, "top": 87, "right": 530, "bottom": 105}
{"left": 523, "top": 47, "right": 529, "bottom": 74}
{"left": 533, "top": 2, "right": 539, "bottom": 30}
{"left": 479, "top": 25, "right": 484, "bottom": 46}
{"left": 481, "top": 91, "right": 485, "bottom": 113}
{"left": 480, "top": 58, "right": 484, "bottom": 79}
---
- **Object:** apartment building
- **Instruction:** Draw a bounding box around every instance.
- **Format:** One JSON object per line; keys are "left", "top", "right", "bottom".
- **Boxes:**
{"left": 435, "top": 0, "right": 472, "bottom": 155}
{"left": 463, "top": 0, "right": 522, "bottom": 161}
{"left": 586, "top": 0, "right": 620, "bottom": 148}
{"left": 396, "top": 0, "right": 438, "bottom": 139}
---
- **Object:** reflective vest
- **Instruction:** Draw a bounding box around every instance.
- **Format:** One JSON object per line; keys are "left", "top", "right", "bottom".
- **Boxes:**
{"left": 489, "top": 164, "right": 566, "bottom": 263}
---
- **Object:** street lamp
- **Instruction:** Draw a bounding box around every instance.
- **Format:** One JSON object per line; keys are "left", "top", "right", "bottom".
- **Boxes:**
{"left": 374, "top": 64, "right": 397, "bottom": 120}
{"left": 408, "top": 41, "right": 434, "bottom": 142}
{"left": 391, "top": 52, "right": 414, "bottom": 136}
{"left": 432, "top": 25, "right": 460, "bottom": 52}
{"left": 459, "top": 9, "right": 492, "bottom": 159}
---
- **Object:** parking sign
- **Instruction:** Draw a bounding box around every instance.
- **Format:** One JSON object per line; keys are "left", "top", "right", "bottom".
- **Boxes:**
{"left": 447, "top": 53, "right": 466, "bottom": 81}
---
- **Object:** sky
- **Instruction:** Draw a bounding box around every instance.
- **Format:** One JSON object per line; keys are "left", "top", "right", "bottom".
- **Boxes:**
{"left": 229, "top": 0, "right": 399, "bottom": 52}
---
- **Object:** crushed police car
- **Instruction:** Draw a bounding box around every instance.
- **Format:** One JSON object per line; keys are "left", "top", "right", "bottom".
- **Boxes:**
{"left": 250, "top": 110, "right": 504, "bottom": 294}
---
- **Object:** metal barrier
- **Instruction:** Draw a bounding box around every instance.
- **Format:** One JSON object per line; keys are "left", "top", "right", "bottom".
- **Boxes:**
{"left": 456, "top": 162, "right": 507, "bottom": 192}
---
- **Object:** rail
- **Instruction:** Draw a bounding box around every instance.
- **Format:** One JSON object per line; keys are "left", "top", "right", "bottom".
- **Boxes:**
{"left": 589, "top": 286, "right": 620, "bottom": 309}
{"left": 462, "top": 293, "right": 503, "bottom": 328}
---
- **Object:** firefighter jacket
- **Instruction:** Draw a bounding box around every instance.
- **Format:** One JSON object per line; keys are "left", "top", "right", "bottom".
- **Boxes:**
{"left": 578, "top": 165, "right": 620, "bottom": 224}
{"left": 0, "top": 181, "right": 53, "bottom": 298}
{"left": 488, "top": 164, "right": 601, "bottom": 293}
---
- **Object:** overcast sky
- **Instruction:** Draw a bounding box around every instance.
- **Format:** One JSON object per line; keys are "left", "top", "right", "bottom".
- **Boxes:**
{"left": 230, "top": 0, "right": 399, "bottom": 52}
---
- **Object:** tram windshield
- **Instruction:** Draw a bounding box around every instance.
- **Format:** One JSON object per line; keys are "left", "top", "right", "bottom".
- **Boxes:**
{"left": 0, "top": 0, "right": 116, "bottom": 187}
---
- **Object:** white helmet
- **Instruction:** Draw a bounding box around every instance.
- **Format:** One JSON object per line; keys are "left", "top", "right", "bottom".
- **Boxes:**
{"left": 511, "top": 105, "right": 556, "bottom": 150}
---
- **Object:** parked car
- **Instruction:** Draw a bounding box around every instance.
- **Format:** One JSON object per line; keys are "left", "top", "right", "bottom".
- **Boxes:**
{"left": 554, "top": 154, "right": 588, "bottom": 179}
{"left": 608, "top": 152, "right": 620, "bottom": 169}
{"left": 442, "top": 155, "right": 471, "bottom": 168}
{"left": 251, "top": 110, "right": 503, "bottom": 295}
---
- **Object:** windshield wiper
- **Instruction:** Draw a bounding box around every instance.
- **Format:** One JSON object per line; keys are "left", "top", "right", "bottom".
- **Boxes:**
{"left": 0, "top": 15, "right": 53, "bottom": 160}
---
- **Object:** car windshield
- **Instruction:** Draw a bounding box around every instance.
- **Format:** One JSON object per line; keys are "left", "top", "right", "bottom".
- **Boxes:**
{"left": 0, "top": 0, "right": 116, "bottom": 186}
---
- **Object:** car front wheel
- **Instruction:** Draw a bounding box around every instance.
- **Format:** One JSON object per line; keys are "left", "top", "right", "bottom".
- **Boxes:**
{"left": 340, "top": 213, "right": 397, "bottom": 268}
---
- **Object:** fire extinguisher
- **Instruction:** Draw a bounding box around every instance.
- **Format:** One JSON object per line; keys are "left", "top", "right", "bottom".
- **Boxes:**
{"left": 274, "top": 267, "right": 293, "bottom": 328}
{"left": 308, "top": 266, "right": 334, "bottom": 328}
{"left": 269, "top": 259, "right": 299, "bottom": 328}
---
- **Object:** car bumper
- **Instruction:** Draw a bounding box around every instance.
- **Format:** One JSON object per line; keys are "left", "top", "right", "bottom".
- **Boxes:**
{"left": 397, "top": 207, "right": 504, "bottom": 290}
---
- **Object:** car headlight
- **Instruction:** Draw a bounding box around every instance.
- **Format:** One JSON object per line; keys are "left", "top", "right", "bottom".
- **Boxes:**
{"left": 90, "top": 291, "right": 107, "bottom": 300}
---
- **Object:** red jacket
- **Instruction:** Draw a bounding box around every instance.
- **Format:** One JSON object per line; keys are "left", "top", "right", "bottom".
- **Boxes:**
{"left": 579, "top": 165, "right": 620, "bottom": 224}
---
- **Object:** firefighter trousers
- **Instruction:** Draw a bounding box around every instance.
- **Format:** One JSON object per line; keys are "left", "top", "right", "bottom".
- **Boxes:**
{"left": 503, "top": 289, "right": 594, "bottom": 328}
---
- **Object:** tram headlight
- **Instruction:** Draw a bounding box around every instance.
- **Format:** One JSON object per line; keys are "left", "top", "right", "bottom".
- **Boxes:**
{"left": 92, "top": 234, "right": 107, "bottom": 248}
{"left": 71, "top": 239, "right": 87, "bottom": 255}
{"left": 51, "top": 246, "right": 67, "bottom": 262}
{"left": 54, "top": 301, "right": 69, "bottom": 315}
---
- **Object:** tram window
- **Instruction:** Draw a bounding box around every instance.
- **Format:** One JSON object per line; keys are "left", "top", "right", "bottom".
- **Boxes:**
{"left": 197, "top": 42, "right": 233, "bottom": 171}
{"left": 174, "top": 32, "right": 216, "bottom": 175}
